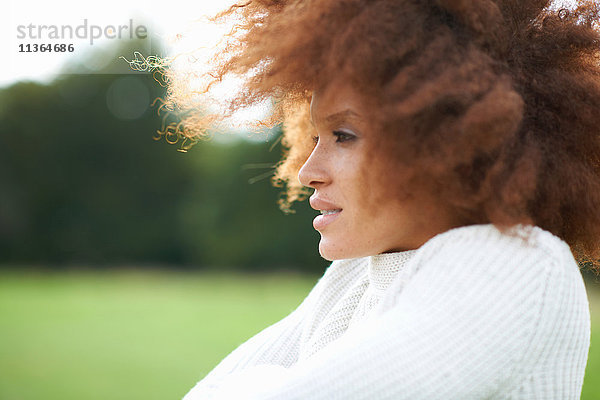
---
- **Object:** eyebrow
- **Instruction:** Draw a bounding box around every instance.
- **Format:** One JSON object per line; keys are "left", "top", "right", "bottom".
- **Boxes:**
{"left": 310, "top": 109, "right": 361, "bottom": 127}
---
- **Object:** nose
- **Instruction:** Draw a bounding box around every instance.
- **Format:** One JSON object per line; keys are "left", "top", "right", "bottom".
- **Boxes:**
{"left": 298, "top": 142, "right": 330, "bottom": 189}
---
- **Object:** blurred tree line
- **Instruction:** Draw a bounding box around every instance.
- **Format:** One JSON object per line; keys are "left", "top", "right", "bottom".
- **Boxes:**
{"left": 0, "top": 39, "right": 328, "bottom": 273}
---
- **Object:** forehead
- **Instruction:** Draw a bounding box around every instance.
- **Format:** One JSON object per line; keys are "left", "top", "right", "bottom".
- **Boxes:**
{"left": 309, "top": 79, "right": 366, "bottom": 125}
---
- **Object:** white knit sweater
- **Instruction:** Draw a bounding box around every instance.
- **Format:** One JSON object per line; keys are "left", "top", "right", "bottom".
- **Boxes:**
{"left": 183, "top": 224, "right": 591, "bottom": 399}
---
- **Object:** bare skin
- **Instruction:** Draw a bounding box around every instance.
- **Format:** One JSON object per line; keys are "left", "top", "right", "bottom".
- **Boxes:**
{"left": 298, "top": 78, "right": 462, "bottom": 261}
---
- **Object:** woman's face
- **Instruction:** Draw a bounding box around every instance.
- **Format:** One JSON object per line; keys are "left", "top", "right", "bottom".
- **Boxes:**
{"left": 298, "top": 79, "right": 458, "bottom": 260}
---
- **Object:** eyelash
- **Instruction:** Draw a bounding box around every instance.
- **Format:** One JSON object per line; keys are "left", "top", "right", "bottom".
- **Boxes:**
{"left": 312, "top": 131, "right": 354, "bottom": 145}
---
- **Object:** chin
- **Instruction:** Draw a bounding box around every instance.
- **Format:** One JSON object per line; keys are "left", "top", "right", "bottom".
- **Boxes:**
{"left": 318, "top": 238, "right": 363, "bottom": 261}
{"left": 318, "top": 239, "right": 338, "bottom": 261}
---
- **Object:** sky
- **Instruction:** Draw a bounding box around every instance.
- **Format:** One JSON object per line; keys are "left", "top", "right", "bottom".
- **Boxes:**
{"left": 4, "top": 0, "right": 233, "bottom": 87}
{"left": 3, "top": 0, "right": 276, "bottom": 136}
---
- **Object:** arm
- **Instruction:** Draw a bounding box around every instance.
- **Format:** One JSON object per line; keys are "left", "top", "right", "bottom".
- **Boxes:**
{"left": 182, "top": 258, "right": 357, "bottom": 400}
{"left": 206, "top": 225, "right": 586, "bottom": 399}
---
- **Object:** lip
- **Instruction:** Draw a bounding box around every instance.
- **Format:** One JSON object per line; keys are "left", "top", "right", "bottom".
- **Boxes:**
{"left": 309, "top": 195, "right": 343, "bottom": 231}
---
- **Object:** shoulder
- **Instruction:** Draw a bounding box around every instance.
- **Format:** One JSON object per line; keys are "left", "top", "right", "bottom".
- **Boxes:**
{"left": 422, "top": 223, "right": 571, "bottom": 257}
{"left": 398, "top": 224, "right": 590, "bottom": 336}
{"left": 412, "top": 225, "right": 591, "bottom": 392}
{"left": 380, "top": 223, "right": 588, "bottom": 315}
{"left": 378, "top": 224, "right": 589, "bottom": 346}
{"left": 413, "top": 223, "right": 578, "bottom": 278}
{"left": 371, "top": 224, "right": 590, "bottom": 397}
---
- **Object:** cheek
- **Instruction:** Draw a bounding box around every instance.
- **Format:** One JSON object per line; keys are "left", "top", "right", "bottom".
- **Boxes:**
{"left": 354, "top": 159, "right": 391, "bottom": 218}
{"left": 353, "top": 161, "right": 418, "bottom": 229}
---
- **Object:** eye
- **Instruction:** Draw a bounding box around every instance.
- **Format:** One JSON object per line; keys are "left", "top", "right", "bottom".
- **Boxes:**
{"left": 333, "top": 130, "right": 355, "bottom": 143}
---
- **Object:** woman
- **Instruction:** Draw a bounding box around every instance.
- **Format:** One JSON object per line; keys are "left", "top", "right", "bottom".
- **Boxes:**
{"left": 153, "top": 0, "right": 600, "bottom": 398}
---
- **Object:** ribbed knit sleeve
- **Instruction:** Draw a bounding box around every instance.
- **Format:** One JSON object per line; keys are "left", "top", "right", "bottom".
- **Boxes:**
{"left": 193, "top": 224, "right": 590, "bottom": 400}
{"left": 182, "top": 257, "right": 365, "bottom": 399}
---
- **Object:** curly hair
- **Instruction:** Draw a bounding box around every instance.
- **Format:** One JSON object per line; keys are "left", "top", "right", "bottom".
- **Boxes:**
{"left": 149, "top": 0, "right": 600, "bottom": 268}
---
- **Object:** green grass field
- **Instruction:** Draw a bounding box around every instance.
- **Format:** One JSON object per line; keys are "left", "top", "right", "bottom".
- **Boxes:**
{"left": 0, "top": 268, "right": 599, "bottom": 400}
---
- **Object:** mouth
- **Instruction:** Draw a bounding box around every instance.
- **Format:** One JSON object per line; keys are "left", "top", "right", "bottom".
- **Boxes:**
{"left": 320, "top": 209, "right": 342, "bottom": 216}
{"left": 313, "top": 209, "right": 342, "bottom": 230}
{"left": 309, "top": 196, "right": 343, "bottom": 230}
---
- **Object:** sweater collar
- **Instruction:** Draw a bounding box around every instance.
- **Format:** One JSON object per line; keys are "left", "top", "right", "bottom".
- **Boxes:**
{"left": 368, "top": 249, "right": 418, "bottom": 292}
